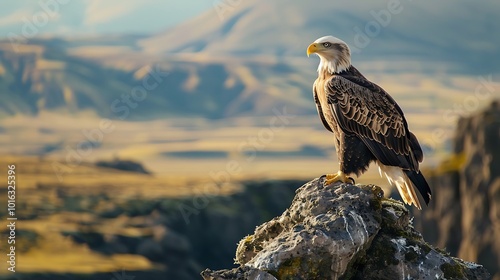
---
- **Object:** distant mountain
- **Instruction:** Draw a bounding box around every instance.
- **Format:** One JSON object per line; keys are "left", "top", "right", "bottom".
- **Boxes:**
{"left": 0, "top": 0, "right": 498, "bottom": 120}
{"left": 0, "top": 42, "right": 134, "bottom": 118}
{"left": 0, "top": 39, "right": 313, "bottom": 120}
{"left": 140, "top": 0, "right": 500, "bottom": 74}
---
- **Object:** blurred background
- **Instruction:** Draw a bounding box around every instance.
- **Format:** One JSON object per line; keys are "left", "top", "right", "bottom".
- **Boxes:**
{"left": 0, "top": 0, "right": 498, "bottom": 279}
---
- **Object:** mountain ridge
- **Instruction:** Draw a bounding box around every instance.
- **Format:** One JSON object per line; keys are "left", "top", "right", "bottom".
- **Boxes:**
{"left": 0, "top": 0, "right": 498, "bottom": 119}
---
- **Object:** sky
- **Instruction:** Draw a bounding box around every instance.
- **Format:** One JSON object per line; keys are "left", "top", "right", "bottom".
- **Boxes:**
{"left": 0, "top": 1, "right": 214, "bottom": 37}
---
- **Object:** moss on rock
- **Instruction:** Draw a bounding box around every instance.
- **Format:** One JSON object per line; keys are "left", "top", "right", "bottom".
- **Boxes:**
{"left": 441, "top": 262, "right": 465, "bottom": 279}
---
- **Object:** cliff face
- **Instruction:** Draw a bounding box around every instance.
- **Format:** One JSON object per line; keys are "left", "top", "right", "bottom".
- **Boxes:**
{"left": 413, "top": 100, "right": 500, "bottom": 279}
{"left": 202, "top": 178, "right": 490, "bottom": 280}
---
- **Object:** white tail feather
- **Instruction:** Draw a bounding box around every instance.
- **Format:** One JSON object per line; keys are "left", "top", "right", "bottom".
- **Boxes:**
{"left": 377, "top": 162, "right": 422, "bottom": 209}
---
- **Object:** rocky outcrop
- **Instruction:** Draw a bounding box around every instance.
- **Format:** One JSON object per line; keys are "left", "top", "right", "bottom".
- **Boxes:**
{"left": 413, "top": 100, "right": 500, "bottom": 279}
{"left": 202, "top": 177, "right": 490, "bottom": 280}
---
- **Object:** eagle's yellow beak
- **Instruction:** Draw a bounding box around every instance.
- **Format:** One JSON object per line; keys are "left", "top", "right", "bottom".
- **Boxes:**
{"left": 307, "top": 43, "right": 318, "bottom": 57}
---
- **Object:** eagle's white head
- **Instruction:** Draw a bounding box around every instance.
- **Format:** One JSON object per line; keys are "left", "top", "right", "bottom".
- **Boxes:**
{"left": 307, "top": 36, "right": 351, "bottom": 74}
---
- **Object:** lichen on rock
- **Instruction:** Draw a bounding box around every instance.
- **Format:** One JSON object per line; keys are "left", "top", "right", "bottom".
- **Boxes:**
{"left": 202, "top": 177, "right": 490, "bottom": 280}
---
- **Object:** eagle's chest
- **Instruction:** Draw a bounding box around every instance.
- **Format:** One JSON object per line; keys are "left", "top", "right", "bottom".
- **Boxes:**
{"left": 315, "top": 78, "right": 341, "bottom": 135}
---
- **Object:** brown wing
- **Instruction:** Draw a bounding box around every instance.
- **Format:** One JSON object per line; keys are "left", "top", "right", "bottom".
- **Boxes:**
{"left": 326, "top": 75, "right": 422, "bottom": 171}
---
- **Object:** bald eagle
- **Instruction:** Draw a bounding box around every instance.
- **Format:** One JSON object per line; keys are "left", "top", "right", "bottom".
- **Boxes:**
{"left": 307, "top": 36, "right": 431, "bottom": 209}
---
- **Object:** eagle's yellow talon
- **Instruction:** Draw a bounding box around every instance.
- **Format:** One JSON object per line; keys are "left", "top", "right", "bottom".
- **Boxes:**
{"left": 324, "top": 171, "right": 353, "bottom": 185}
{"left": 348, "top": 177, "right": 355, "bottom": 184}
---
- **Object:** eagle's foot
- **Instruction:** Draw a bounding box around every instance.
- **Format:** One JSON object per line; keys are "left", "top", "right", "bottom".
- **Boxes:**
{"left": 324, "top": 171, "right": 355, "bottom": 185}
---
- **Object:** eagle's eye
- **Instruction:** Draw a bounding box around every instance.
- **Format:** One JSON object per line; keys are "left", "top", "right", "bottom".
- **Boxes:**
{"left": 322, "top": 42, "right": 332, "bottom": 48}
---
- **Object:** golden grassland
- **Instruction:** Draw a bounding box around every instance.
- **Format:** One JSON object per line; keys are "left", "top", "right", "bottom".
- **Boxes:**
{"left": 0, "top": 112, "right": 442, "bottom": 194}
{"left": 13, "top": 234, "right": 153, "bottom": 274}
{"left": 0, "top": 156, "right": 241, "bottom": 275}
{"left": 0, "top": 156, "right": 241, "bottom": 202}
{"left": 0, "top": 71, "right": 494, "bottom": 275}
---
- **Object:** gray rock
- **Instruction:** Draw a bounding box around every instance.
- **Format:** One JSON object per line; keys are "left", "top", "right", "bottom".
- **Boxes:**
{"left": 201, "top": 267, "right": 277, "bottom": 280}
{"left": 202, "top": 177, "right": 490, "bottom": 280}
